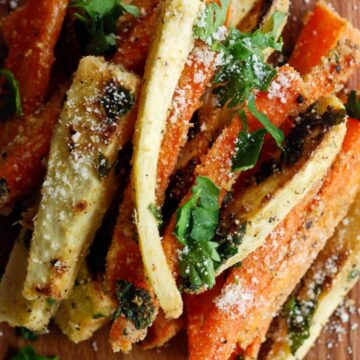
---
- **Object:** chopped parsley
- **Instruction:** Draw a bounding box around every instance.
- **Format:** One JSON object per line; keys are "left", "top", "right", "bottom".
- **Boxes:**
{"left": 71, "top": 0, "right": 140, "bottom": 55}
{"left": 11, "top": 345, "right": 58, "bottom": 360}
{"left": 232, "top": 101, "right": 284, "bottom": 172}
{"left": 0, "top": 68, "right": 23, "bottom": 121}
{"left": 174, "top": 176, "right": 221, "bottom": 290}
{"left": 92, "top": 312, "right": 106, "bottom": 319}
{"left": 211, "top": 12, "right": 285, "bottom": 107}
{"left": 193, "top": 0, "right": 229, "bottom": 48}
{"left": 113, "top": 280, "right": 155, "bottom": 330}
{"left": 15, "top": 327, "right": 39, "bottom": 341}
{"left": 148, "top": 203, "right": 163, "bottom": 226}
{"left": 283, "top": 296, "right": 318, "bottom": 354}
{"left": 346, "top": 90, "right": 360, "bottom": 120}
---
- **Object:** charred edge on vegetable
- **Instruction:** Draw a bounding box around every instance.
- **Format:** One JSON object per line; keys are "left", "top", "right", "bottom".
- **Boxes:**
{"left": 187, "top": 110, "right": 202, "bottom": 140}
{"left": 113, "top": 280, "right": 155, "bottom": 330}
{"left": 100, "top": 80, "right": 135, "bottom": 123}
{"left": 256, "top": 106, "right": 346, "bottom": 183}
{"left": 97, "top": 152, "right": 111, "bottom": 178}
{"left": 0, "top": 178, "right": 9, "bottom": 202}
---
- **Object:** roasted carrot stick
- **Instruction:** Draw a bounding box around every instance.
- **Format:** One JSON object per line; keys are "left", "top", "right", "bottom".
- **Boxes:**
{"left": 0, "top": 90, "right": 65, "bottom": 214}
{"left": 289, "top": 1, "right": 346, "bottom": 76}
{"left": 189, "top": 119, "right": 360, "bottom": 360}
{"left": 113, "top": 0, "right": 160, "bottom": 75}
{"left": 1, "top": 0, "right": 69, "bottom": 115}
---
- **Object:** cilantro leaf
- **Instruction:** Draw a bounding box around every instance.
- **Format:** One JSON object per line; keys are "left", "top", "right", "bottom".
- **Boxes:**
{"left": 346, "top": 90, "right": 360, "bottom": 120}
{"left": 71, "top": 0, "right": 140, "bottom": 55}
{"left": 174, "top": 176, "right": 221, "bottom": 290}
{"left": 0, "top": 68, "right": 23, "bottom": 121}
{"left": 11, "top": 345, "right": 58, "bottom": 360}
{"left": 248, "top": 95, "right": 284, "bottom": 148}
{"left": 213, "top": 12, "right": 285, "bottom": 108}
{"left": 194, "top": 0, "right": 229, "bottom": 47}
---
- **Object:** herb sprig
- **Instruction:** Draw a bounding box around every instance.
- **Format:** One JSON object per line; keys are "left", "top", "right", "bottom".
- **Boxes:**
{"left": 346, "top": 90, "right": 360, "bottom": 120}
{"left": 213, "top": 12, "right": 285, "bottom": 107}
{"left": 175, "top": 176, "right": 221, "bottom": 290}
{"left": 11, "top": 345, "right": 58, "bottom": 360}
{"left": 0, "top": 68, "right": 23, "bottom": 121}
{"left": 71, "top": 0, "right": 140, "bottom": 55}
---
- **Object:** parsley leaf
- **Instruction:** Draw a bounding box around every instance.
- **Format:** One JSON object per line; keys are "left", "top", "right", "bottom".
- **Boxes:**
{"left": 175, "top": 176, "right": 221, "bottom": 290}
{"left": 213, "top": 12, "right": 285, "bottom": 107}
{"left": 283, "top": 296, "right": 317, "bottom": 354}
{"left": 248, "top": 95, "right": 284, "bottom": 147}
{"left": 11, "top": 345, "right": 58, "bottom": 360}
{"left": 148, "top": 203, "right": 163, "bottom": 226}
{"left": 346, "top": 90, "right": 360, "bottom": 120}
{"left": 194, "top": 0, "right": 229, "bottom": 47}
{"left": 71, "top": 0, "right": 140, "bottom": 55}
{"left": 0, "top": 68, "right": 23, "bottom": 121}
{"left": 232, "top": 128, "right": 266, "bottom": 172}
{"left": 113, "top": 280, "right": 155, "bottom": 329}
{"left": 15, "top": 327, "right": 39, "bottom": 341}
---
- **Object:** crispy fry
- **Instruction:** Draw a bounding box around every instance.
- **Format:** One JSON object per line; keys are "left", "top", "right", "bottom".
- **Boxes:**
{"left": 0, "top": 90, "right": 65, "bottom": 215}
{"left": 1, "top": 0, "right": 69, "bottom": 115}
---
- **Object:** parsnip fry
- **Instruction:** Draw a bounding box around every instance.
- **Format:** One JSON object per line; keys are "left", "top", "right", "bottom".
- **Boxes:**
{"left": 132, "top": 0, "right": 202, "bottom": 318}
{"left": 0, "top": 231, "right": 58, "bottom": 331}
{"left": 23, "top": 56, "right": 140, "bottom": 301}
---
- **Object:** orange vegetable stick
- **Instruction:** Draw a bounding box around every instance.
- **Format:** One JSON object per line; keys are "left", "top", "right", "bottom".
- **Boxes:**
{"left": 0, "top": 90, "right": 65, "bottom": 215}
{"left": 189, "top": 119, "right": 360, "bottom": 360}
{"left": 289, "top": 1, "right": 346, "bottom": 76}
{"left": 1, "top": 0, "right": 69, "bottom": 115}
{"left": 112, "top": 0, "right": 160, "bottom": 75}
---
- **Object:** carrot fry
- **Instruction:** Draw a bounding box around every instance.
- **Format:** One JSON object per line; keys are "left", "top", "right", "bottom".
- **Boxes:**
{"left": 1, "top": 0, "right": 69, "bottom": 115}
{"left": 289, "top": 1, "right": 346, "bottom": 76}
{"left": 0, "top": 90, "right": 65, "bottom": 214}
{"left": 189, "top": 119, "right": 360, "bottom": 360}
{"left": 113, "top": 1, "right": 160, "bottom": 75}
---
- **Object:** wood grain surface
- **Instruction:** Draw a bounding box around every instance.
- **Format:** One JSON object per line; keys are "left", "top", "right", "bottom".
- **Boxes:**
{"left": 1, "top": 0, "right": 360, "bottom": 359}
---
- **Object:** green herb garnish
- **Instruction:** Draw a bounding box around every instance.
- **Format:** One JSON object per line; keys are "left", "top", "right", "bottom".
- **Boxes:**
{"left": 175, "top": 176, "right": 221, "bottom": 290}
{"left": 248, "top": 95, "right": 284, "bottom": 147}
{"left": 0, "top": 68, "right": 23, "bottom": 121}
{"left": 212, "top": 12, "right": 285, "bottom": 107}
{"left": 283, "top": 296, "right": 317, "bottom": 354}
{"left": 148, "top": 203, "right": 163, "bottom": 226}
{"left": 46, "top": 297, "right": 57, "bottom": 307}
{"left": 346, "top": 90, "right": 360, "bottom": 120}
{"left": 113, "top": 280, "right": 155, "bottom": 330}
{"left": 71, "top": 0, "right": 140, "bottom": 55}
{"left": 11, "top": 345, "right": 58, "bottom": 360}
{"left": 15, "top": 327, "right": 39, "bottom": 341}
{"left": 92, "top": 312, "right": 106, "bottom": 319}
{"left": 193, "top": 0, "right": 229, "bottom": 48}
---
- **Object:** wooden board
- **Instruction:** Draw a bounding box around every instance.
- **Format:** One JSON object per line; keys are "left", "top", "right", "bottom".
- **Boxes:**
{"left": 1, "top": 0, "right": 360, "bottom": 359}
